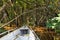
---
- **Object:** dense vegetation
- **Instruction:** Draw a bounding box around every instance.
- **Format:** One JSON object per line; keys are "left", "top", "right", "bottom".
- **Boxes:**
{"left": 46, "top": 14, "right": 60, "bottom": 33}
{"left": 0, "top": 0, "right": 60, "bottom": 27}
{"left": 0, "top": 0, "right": 60, "bottom": 39}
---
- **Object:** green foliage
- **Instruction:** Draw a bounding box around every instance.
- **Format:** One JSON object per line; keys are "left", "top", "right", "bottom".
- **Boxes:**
{"left": 0, "top": 0, "right": 3, "bottom": 7}
{"left": 6, "top": 6, "right": 15, "bottom": 20}
{"left": 46, "top": 14, "right": 60, "bottom": 33}
{"left": 0, "top": 0, "right": 60, "bottom": 26}
{"left": 0, "top": 28, "right": 6, "bottom": 33}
